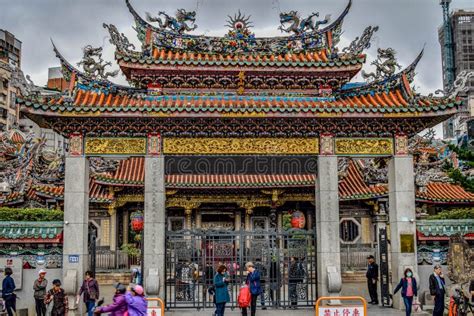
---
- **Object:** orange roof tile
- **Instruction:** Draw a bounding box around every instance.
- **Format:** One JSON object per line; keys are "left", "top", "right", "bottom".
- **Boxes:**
{"left": 417, "top": 182, "right": 474, "bottom": 203}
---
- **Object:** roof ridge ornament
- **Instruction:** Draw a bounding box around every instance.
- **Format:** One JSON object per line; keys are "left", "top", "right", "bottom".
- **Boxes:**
{"left": 103, "top": 23, "right": 136, "bottom": 54}
{"left": 77, "top": 45, "right": 119, "bottom": 81}
{"left": 342, "top": 25, "right": 379, "bottom": 58}
{"left": 146, "top": 9, "right": 197, "bottom": 34}
{"left": 278, "top": 10, "right": 331, "bottom": 35}
{"left": 432, "top": 71, "right": 474, "bottom": 99}
{"left": 361, "top": 47, "right": 401, "bottom": 82}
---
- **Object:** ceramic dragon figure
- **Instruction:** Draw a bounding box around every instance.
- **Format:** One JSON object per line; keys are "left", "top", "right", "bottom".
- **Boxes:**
{"left": 77, "top": 45, "right": 119, "bottom": 80}
{"left": 278, "top": 11, "right": 330, "bottom": 35}
{"left": 103, "top": 23, "right": 135, "bottom": 54}
{"left": 361, "top": 47, "right": 402, "bottom": 82}
{"left": 146, "top": 9, "right": 197, "bottom": 34}
{"left": 342, "top": 26, "right": 379, "bottom": 57}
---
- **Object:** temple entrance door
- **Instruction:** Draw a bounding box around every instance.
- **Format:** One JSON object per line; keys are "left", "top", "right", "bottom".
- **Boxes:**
{"left": 165, "top": 229, "right": 317, "bottom": 310}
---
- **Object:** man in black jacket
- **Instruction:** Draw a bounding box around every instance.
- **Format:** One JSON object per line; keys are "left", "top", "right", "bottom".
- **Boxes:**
{"left": 366, "top": 255, "right": 379, "bottom": 305}
{"left": 429, "top": 265, "right": 446, "bottom": 316}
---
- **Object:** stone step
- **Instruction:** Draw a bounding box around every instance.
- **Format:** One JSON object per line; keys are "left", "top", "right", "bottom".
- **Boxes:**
{"left": 96, "top": 272, "right": 131, "bottom": 285}
{"left": 342, "top": 271, "right": 367, "bottom": 282}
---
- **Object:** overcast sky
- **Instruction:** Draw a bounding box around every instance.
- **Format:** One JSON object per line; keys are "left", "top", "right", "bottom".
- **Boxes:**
{"left": 1, "top": 0, "right": 472, "bottom": 135}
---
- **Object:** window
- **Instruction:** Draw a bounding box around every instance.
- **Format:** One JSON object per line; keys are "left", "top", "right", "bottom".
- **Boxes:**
{"left": 340, "top": 218, "right": 361, "bottom": 244}
{"left": 9, "top": 91, "right": 16, "bottom": 110}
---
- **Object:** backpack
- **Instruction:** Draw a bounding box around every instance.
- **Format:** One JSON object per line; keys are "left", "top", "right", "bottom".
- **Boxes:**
{"left": 237, "top": 285, "right": 251, "bottom": 308}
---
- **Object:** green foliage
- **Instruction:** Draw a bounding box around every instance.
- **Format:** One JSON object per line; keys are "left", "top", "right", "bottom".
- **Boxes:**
{"left": 121, "top": 243, "right": 141, "bottom": 258}
{"left": 427, "top": 208, "right": 474, "bottom": 220}
{"left": 0, "top": 207, "right": 63, "bottom": 221}
{"left": 448, "top": 144, "right": 474, "bottom": 162}
{"left": 282, "top": 213, "right": 292, "bottom": 230}
{"left": 446, "top": 169, "right": 474, "bottom": 193}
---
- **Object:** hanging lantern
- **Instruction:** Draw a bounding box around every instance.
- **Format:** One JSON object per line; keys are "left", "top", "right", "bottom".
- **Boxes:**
{"left": 130, "top": 211, "right": 144, "bottom": 232}
{"left": 291, "top": 210, "right": 306, "bottom": 229}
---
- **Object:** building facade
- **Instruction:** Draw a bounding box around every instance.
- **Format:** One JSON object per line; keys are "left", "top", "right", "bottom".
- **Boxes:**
{"left": 5, "top": 0, "right": 473, "bottom": 312}
{"left": 439, "top": 9, "right": 474, "bottom": 140}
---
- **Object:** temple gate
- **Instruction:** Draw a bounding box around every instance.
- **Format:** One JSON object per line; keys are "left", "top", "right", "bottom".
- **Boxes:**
{"left": 16, "top": 0, "right": 469, "bottom": 311}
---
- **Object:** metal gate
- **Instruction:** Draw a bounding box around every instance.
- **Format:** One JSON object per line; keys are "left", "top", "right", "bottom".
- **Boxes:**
{"left": 165, "top": 228, "right": 317, "bottom": 309}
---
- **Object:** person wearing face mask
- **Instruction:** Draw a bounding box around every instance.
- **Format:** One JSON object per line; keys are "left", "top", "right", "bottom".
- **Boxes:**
{"left": 393, "top": 268, "right": 418, "bottom": 316}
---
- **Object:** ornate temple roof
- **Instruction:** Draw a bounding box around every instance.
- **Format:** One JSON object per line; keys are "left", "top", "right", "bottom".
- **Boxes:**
{"left": 417, "top": 220, "right": 474, "bottom": 241}
{"left": 0, "top": 221, "right": 63, "bottom": 243}
{"left": 417, "top": 182, "right": 474, "bottom": 204}
{"left": 125, "top": 0, "right": 352, "bottom": 55}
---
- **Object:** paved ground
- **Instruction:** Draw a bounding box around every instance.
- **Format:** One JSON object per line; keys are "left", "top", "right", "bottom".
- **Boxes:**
{"left": 165, "top": 305, "right": 410, "bottom": 315}
{"left": 99, "top": 284, "right": 430, "bottom": 315}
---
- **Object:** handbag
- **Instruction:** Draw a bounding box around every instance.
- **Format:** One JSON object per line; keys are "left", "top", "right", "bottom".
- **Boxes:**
{"left": 238, "top": 285, "right": 251, "bottom": 308}
{"left": 86, "top": 281, "right": 98, "bottom": 300}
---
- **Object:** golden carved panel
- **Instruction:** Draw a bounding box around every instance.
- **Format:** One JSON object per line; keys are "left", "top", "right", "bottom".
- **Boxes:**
{"left": 335, "top": 138, "right": 393, "bottom": 155}
{"left": 163, "top": 138, "right": 319, "bottom": 155}
{"left": 85, "top": 137, "right": 146, "bottom": 155}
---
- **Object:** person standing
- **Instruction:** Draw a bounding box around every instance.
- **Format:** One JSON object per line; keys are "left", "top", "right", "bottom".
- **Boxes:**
{"left": 95, "top": 283, "right": 127, "bottom": 316}
{"left": 393, "top": 268, "right": 418, "bottom": 316}
{"left": 241, "top": 262, "right": 261, "bottom": 316}
{"left": 33, "top": 269, "right": 48, "bottom": 316}
{"left": 45, "top": 279, "right": 68, "bottom": 316}
{"left": 1, "top": 267, "right": 16, "bottom": 316}
{"left": 213, "top": 264, "right": 230, "bottom": 316}
{"left": 288, "top": 257, "right": 305, "bottom": 309}
{"left": 366, "top": 255, "right": 379, "bottom": 305}
{"left": 429, "top": 265, "right": 446, "bottom": 316}
{"left": 77, "top": 271, "right": 100, "bottom": 316}
{"left": 125, "top": 285, "right": 147, "bottom": 316}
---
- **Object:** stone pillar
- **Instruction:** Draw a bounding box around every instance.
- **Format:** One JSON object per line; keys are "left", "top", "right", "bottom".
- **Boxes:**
{"left": 234, "top": 210, "right": 241, "bottom": 231}
{"left": 143, "top": 156, "right": 166, "bottom": 298}
{"left": 109, "top": 210, "right": 117, "bottom": 251}
{"left": 244, "top": 208, "right": 253, "bottom": 231}
{"left": 388, "top": 155, "right": 417, "bottom": 309}
{"left": 184, "top": 207, "right": 193, "bottom": 230}
{"left": 315, "top": 155, "right": 342, "bottom": 297}
{"left": 122, "top": 210, "right": 129, "bottom": 246}
{"left": 196, "top": 210, "right": 202, "bottom": 229}
{"left": 62, "top": 156, "right": 89, "bottom": 313}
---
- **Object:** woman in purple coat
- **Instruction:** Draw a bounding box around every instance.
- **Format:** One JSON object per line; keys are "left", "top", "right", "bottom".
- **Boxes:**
{"left": 95, "top": 283, "right": 127, "bottom": 316}
{"left": 125, "top": 285, "right": 147, "bottom": 316}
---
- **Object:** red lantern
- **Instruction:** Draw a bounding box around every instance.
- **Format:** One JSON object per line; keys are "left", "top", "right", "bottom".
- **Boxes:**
{"left": 130, "top": 211, "right": 144, "bottom": 232}
{"left": 291, "top": 210, "right": 306, "bottom": 229}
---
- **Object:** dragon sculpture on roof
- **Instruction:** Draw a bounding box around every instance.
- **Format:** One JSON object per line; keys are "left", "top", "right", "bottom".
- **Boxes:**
{"left": 146, "top": 9, "right": 197, "bottom": 34}
{"left": 77, "top": 45, "right": 119, "bottom": 80}
{"left": 278, "top": 11, "right": 331, "bottom": 35}
{"left": 362, "top": 47, "right": 402, "bottom": 82}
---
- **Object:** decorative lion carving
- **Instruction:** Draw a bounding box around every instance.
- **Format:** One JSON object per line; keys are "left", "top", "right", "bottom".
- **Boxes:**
{"left": 278, "top": 11, "right": 330, "bottom": 35}
{"left": 146, "top": 9, "right": 197, "bottom": 34}
{"left": 77, "top": 45, "right": 118, "bottom": 80}
{"left": 361, "top": 48, "right": 402, "bottom": 82}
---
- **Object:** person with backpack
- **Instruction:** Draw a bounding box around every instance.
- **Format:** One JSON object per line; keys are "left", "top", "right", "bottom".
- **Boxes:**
{"left": 241, "top": 262, "right": 261, "bottom": 316}
{"left": 45, "top": 279, "right": 68, "bottom": 316}
{"left": 393, "top": 268, "right": 418, "bottom": 316}
{"left": 77, "top": 271, "right": 100, "bottom": 316}
{"left": 125, "top": 285, "right": 147, "bottom": 316}
{"left": 213, "top": 264, "right": 230, "bottom": 316}
{"left": 289, "top": 257, "right": 305, "bottom": 309}
{"left": 94, "top": 283, "right": 127, "bottom": 316}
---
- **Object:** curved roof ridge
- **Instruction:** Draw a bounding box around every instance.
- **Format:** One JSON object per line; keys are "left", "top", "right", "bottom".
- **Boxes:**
{"left": 50, "top": 40, "right": 142, "bottom": 95}
{"left": 125, "top": 0, "right": 351, "bottom": 48}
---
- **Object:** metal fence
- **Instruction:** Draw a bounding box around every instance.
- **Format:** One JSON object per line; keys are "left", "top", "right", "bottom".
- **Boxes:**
{"left": 340, "top": 244, "right": 375, "bottom": 271}
{"left": 165, "top": 229, "right": 317, "bottom": 310}
{"left": 92, "top": 249, "right": 139, "bottom": 271}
